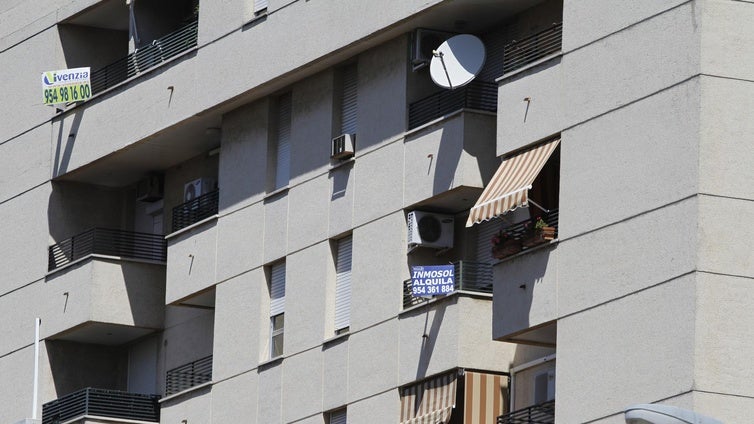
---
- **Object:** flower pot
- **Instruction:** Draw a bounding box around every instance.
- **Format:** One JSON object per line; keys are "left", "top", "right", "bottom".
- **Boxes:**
{"left": 492, "top": 239, "right": 522, "bottom": 259}
{"left": 541, "top": 226, "right": 556, "bottom": 240}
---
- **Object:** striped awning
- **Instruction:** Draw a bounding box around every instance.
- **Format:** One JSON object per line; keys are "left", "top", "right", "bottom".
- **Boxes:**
{"left": 400, "top": 371, "right": 457, "bottom": 424}
{"left": 463, "top": 371, "right": 507, "bottom": 424}
{"left": 466, "top": 138, "right": 560, "bottom": 226}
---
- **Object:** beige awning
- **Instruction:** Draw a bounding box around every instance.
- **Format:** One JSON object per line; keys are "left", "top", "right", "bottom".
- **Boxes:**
{"left": 466, "top": 138, "right": 560, "bottom": 226}
{"left": 400, "top": 371, "right": 458, "bottom": 424}
{"left": 463, "top": 371, "right": 507, "bottom": 424}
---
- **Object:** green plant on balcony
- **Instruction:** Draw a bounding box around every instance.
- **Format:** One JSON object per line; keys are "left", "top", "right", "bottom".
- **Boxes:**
{"left": 522, "top": 216, "right": 555, "bottom": 248}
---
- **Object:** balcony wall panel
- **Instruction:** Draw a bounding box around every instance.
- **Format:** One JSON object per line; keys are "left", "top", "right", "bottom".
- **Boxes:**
{"left": 0, "top": 126, "right": 51, "bottom": 203}
{"left": 161, "top": 385, "right": 211, "bottom": 424}
{"left": 353, "top": 141, "right": 403, "bottom": 227}
{"left": 497, "top": 57, "right": 562, "bottom": 155}
{"left": 166, "top": 220, "right": 218, "bottom": 304}
{"left": 210, "top": 372, "right": 259, "bottom": 424}
{"left": 285, "top": 243, "right": 328, "bottom": 353}
{"left": 701, "top": 0, "right": 754, "bottom": 81}
{"left": 404, "top": 112, "right": 497, "bottom": 209}
{"left": 282, "top": 349, "right": 324, "bottom": 423}
{"left": 215, "top": 204, "right": 264, "bottom": 284}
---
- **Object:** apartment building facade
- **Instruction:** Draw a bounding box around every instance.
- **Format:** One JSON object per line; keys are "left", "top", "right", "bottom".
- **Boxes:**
{"left": 1, "top": 0, "right": 752, "bottom": 423}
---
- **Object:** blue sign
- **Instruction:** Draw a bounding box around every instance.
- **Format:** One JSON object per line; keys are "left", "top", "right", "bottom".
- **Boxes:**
{"left": 411, "top": 265, "right": 455, "bottom": 298}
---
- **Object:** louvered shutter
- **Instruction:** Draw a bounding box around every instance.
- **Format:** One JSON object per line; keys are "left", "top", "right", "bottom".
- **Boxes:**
{"left": 254, "top": 0, "right": 268, "bottom": 13}
{"left": 476, "top": 217, "right": 501, "bottom": 264}
{"left": 334, "top": 236, "right": 352, "bottom": 331}
{"left": 329, "top": 408, "right": 347, "bottom": 424}
{"left": 275, "top": 93, "right": 291, "bottom": 189}
{"left": 270, "top": 262, "right": 286, "bottom": 316}
{"left": 340, "top": 64, "right": 358, "bottom": 135}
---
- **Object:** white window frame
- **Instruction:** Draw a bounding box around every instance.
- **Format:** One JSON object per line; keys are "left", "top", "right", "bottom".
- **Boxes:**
{"left": 269, "top": 261, "right": 286, "bottom": 359}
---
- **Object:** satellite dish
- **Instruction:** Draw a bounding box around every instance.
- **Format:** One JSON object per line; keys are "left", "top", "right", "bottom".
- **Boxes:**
{"left": 429, "top": 34, "right": 486, "bottom": 90}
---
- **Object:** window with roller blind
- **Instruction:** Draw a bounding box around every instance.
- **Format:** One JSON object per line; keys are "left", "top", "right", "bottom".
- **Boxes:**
{"left": 337, "top": 63, "right": 358, "bottom": 136}
{"left": 326, "top": 408, "right": 347, "bottom": 424}
{"left": 253, "top": 0, "right": 268, "bottom": 16}
{"left": 333, "top": 235, "right": 352, "bottom": 335}
{"left": 270, "top": 92, "right": 291, "bottom": 191}
{"left": 268, "top": 261, "right": 286, "bottom": 359}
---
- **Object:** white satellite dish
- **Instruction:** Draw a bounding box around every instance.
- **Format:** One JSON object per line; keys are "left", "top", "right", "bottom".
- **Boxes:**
{"left": 429, "top": 34, "right": 486, "bottom": 90}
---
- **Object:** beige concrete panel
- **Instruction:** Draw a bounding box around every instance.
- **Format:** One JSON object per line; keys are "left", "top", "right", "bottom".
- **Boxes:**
{"left": 290, "top": 71, "right": 333, "bottom": 184}
{"left": 0, "top": 282, "right": 51, "bottom": 357}
{"left": 457, "top": 297, "right": 513, "bottom": 372}
{"left": 197, "top": 0, "right": 246, "bottom": 45}
{"left": 166, "top": 220, "right": 218, "bottom": 304}
{"left": 282, "top": 349, "right": 324, "bottom": 423}
{"left": 558, "top": 198, "right": 697, "bottom": 317}
{"left": 211, "top": 372, "right": 259, "bottom": 424}
{"left": 692, "top": 390, "right": 754, "bottom": 424}
{"left": 328, "top": 162, "right": 355, "bottom": 238}
{"left": 353, "top": 141, "right": 403, "bottom": 227}
{"left": 0, "top": 126, "right": 50, "bottom": 203}
{"left": 398, "top": 300, "right": 460, "bottom": 385}
{"left": 288, "top": 178, "right": 329, "bottom": 254}
{"left": 562, "top": 0, "right": 690, "bottom": 51}
{"left": 348, "top": 389, "right": 400, "bottom": 424}
{"left": 700, "top": 0, "right": 754, "bottom": 81}
{"left": 163, "top": 309, "right": 214, "bottom": 372}
{"left": 257, "top": 363, "right": 283, "bottom": 424}
{"left": 562, "top": 2, "right": 699, "bottom": 128}
{"left": 322, "top": 337, "right": 349, "bottom": 411}
{"left": 0, "top": 184, "right": 50, "bottom": 293}
{"left": 461, "top": 113, "right": 500, "bottom": 185}
{"left": 699, "top": 77, "right": 754, "bottom": 201}
{"left": 0, "top": 343, "right": 34, "bottom": 424}
{"left": 262, "top": 191, "right": 288, "bottom": 263}
{"left": 695, "top": 273, "right": 754, "bottom": 398}
{"left": 161, "top": 385, "right": 212, "bottom": 424}
{"left": 493, "top": 245, "right": 558, "bottom": 341}
{"left": 557, "top": 275, "right": 696, "bottom": 423}
{"left": 497, "top": 58, "right": 563, "bottom": 155}
{"left": 698, "top": 196, "right": 754, "bottom": 278}
{"left": 215, "top": 204, "right": 264, "bottom": 283}
{"left": 559, "top": 79, "right": 699, "bottom": 238}
{"left": 90, "top": 260, "right": 165, "bottom": 328}
{"left": 348, "top": 319, "right": 399, "bottom": 402}
{"left": 286, "top": 243, "right": 328, "bottom": 353}
{"left": 357, "top": 36, "right": 408, "bottom": 149}
{"left": 350, "top": 213, "right": 405, "bottom": 329}
{"left": 219, "top": 100, "right": 269, "bottom": 212}
{"left": 213, "top": 271, "right": 263, "bottom": 380}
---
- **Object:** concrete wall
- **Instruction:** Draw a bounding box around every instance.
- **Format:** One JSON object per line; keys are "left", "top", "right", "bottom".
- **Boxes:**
{"left": 165, "top": 219, "right": 217, "bottom": 304}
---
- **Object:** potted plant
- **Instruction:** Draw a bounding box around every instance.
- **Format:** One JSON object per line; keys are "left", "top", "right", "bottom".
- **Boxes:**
{"left": 522, "top": 216, "right": 556, "bottom": 248}
{"left": 491, "top": 229, "right": 522, "bottom": 259}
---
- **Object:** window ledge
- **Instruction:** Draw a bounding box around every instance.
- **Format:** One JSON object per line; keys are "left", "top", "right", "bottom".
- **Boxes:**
{"left": 329, "top": 157, "right": 355, "bottom": 172}
{"left": 323, "top": 331, "right": 350, "bottom": 348}
{"left": 264, "top": 186, "right": 289, "bottom": 201}
{"left": 258, "top": 356, "right": 284, "bottom": 371}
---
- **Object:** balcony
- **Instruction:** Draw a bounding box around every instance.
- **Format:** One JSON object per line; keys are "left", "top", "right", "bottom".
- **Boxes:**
{"left": 497, "top": 400, "right": 555, "bottom": 424}
{"left": 502, "top": 22, "right": 562, "bottom": 75}
{"left": 48, "top": 228, "right": 166, "bottom": 272}
{"left": 165, "top": 355, "right": 213, "bottom": 396}
{"left": 90, "top": 18, "right": 198, "bottom": 94}
{"left": 171, "top": 189, "right": 219, "bottom": 233}
{"left": 42, "top": 388, "right": 159, "bottom": 424}
{"left": 408, "top": 81, "right": 497, "bottom": 130}
{"left": 489, "top": 209, "right": 559, "bottom": 261}
{"left": 403, "top": 261, "right": 493, "bottom": 308}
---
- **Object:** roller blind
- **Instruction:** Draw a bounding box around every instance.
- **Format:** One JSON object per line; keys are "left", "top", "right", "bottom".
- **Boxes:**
{"left": 334, "top": 236, "right": 352, "bottom": 331}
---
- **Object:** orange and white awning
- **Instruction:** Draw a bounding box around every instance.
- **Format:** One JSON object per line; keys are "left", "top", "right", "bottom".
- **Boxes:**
{"left": 466, "top": 138, "right": 560, "bottom": 226}
{"left": 463, "top": 371, "right": 507, "bottom": 424}
{"left": 400, "top": 371, "right": 457, "bottom": 424}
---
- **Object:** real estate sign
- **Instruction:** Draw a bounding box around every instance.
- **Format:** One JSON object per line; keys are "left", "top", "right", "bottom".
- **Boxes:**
{"left": 41, "top": 67, "right": 92, "bottom": 105}
{"left": 411, "top": 265, "right": 455, "bottom": 298}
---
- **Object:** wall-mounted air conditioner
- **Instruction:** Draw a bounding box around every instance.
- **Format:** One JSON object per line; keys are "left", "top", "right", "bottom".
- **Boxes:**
{"left": 136, "top": 175, "right": 164, "bottom": 202}
{"left": 533, "top": 370, "right": 556, "bottom": 404}
{"left": 331, "top": 133, "right": 355, "bottom": 160}
{"left": 411, "top": 28, "right": 455, "bottom": 71}
{"left": 407, "top": 211, "right": 454, "bottom": 249}
{"left": 184, "top": 178, "right": 216, "bottom": 203}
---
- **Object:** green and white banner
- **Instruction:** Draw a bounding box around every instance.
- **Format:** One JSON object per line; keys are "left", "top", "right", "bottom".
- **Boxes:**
{"left": 41, "top": 67, "right": 92, "bottom": 105}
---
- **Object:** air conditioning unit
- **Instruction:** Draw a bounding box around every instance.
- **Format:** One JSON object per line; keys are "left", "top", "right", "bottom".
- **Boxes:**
{"left": 411, "top": 28, "right": 455, "bottom": 71}
{"left": 407, "top": 211, "right": 454, "bottom": 249}
{"left": 184, "top": 178, "right": 216, "bottom": 203}
{"left": 331, "top": 133, "right": 355, "bottom": 160}
{"left": 136, "top": 175, "right": 164, "bottom": 202}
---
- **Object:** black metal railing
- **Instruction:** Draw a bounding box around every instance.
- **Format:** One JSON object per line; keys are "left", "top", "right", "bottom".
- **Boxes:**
{"left": 165, "top": 355, "right": 213, "bottom": 396}
{"left": 48, "top": 228, "right": 167, "bottom": 271}
{"left": 171, "top": 189, "right": 219, "bottom": 233}
{"left": 403, "top": 261, "right": 493, "bottom": 308}
{"left": 408, "top": 80, "right": 497, "bottom": 130}
{"left": 90, "top": 18, "right": 198, "bottom": 94}
{"left": 42, "top": 387, "right": 160, "bottom": 424}
{"left": 497, "top": 208, "right": 559, "bottom": 244}
{"left": 497, "top": 399, "right": 555, "bottom": 424}
{"left": 502, "top": 22, "right": 562, "bottom": 75}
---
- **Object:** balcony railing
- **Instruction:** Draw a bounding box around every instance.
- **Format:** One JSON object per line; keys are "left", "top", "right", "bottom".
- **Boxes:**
{"left": 408, "top": 81, "right": 497, "bottom": 130}
{"left": 171, "top": 189, "right": 219, "bottom": 233}
{"left": 502, "top": 22, "right": 562, "bottom": 75}
{"left": 90, "top": 18, "right": 198, "bottom": 94}
{"left": 497, "top": 400, "right": 555, "bottom": 424}
{"left": 403, "top": 261, "right": 493, "bottom": 308}
{"left": 42, "top": 387, "right": 160, "bottom": 424}
{"left": 48, "top": 228, "right": 167, "bottom": 271}
{"left": 165, "top": 355, "right": 213, "bottom": 396}
{"left": 498, "top": 208, "right": 559, "bottom": 245}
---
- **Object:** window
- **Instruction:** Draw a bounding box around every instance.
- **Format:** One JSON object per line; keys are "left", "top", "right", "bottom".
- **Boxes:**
{"left": 269, "top": 261, "right": 286, "bottom": 359}
{"left": 334, "top": 236, "right": 352, "bottom": 334}
{"left": 272, "top": 93, "right": 292, "bottom": 191}
{"left": 327, "top": 408, "right": 347, "bottom": 424}
{"left": 337, "top": 63, "right": 358, "bottom": 136}
{"left": 253, "top": 0, "right": 269, "bottom": 15}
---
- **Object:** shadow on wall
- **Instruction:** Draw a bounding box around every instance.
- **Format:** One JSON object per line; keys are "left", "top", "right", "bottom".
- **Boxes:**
{"left": 53, "top": 109, "right": 84, "bottom": 179}
{"left": 413, "top": 298, "right": 450, "bottom": 381}
{"left": 503, "top": 247, "right": 552, "bottom": 337}
{"left": 46, "top": 340, "right": 128, "bottom": 396}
